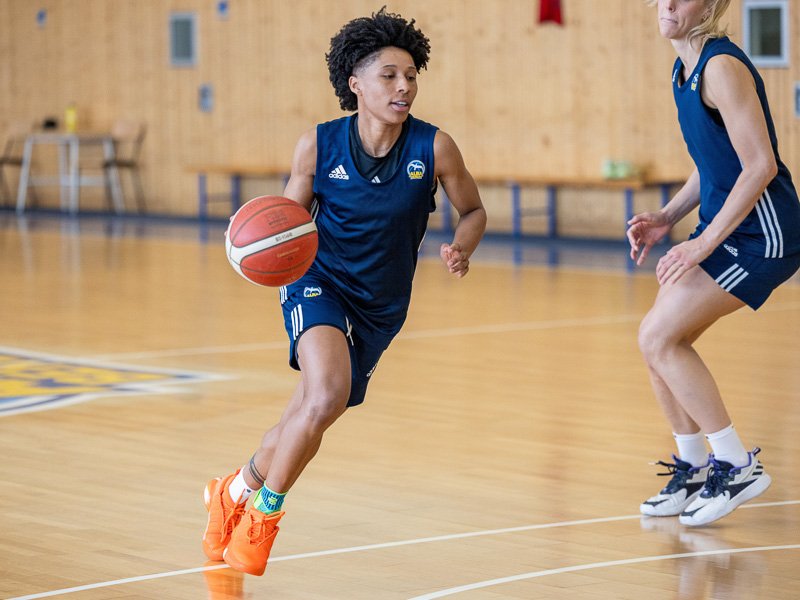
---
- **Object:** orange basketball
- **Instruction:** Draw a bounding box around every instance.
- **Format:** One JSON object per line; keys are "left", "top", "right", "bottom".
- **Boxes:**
{"left": 225, "top": 196, "right": 318, "bottom": 287}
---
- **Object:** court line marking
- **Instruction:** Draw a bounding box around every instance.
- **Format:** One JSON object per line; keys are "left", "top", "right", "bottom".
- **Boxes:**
{"left": 86, "top": 299, "right": 800, "bottom": 362}
{"left": 4, "top": 500, "right": 799, "bottom": 600}
{"left": 88, "top": 313, "right": 643, "bottom": 361}
{"left": 87, "top": 340, "right": 288, "bottom": 361}
{"left": 405, "top": 544, "right": 800, "bottom": 600}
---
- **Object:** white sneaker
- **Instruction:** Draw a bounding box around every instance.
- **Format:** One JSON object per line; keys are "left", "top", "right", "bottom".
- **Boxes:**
{"left": 640, "top": 455, "right": 711, "bottom": 517}
{"left": 679, "top": 448, "right": 771, "bottom": 526}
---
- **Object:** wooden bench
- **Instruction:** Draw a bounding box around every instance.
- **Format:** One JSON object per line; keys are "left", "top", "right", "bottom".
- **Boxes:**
{"left": 439, "top": 176, "right": 683, "bottom": 238}
{"left": 188, "top": 164, "right": 683, "bottom": 239}
{"left": 186, "top": 164, "right": 290, "bottom": 219}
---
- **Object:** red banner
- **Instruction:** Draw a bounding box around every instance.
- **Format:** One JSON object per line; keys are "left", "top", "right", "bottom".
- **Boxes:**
{"left": 539, "top": 0, "right": 562, "bottom": 24}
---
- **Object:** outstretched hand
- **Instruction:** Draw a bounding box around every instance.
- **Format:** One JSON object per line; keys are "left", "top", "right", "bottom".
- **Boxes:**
{"left": 627, "top": 212, "right": 673, "bottom": 266}
{"left": 441, "top": 242, "right": 470, "bottom": 278}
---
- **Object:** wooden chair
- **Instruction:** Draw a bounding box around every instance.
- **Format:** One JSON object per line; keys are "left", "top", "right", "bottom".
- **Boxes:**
{"left": 104, "top": 119, "right": 146, "bottom": 213}
{"left": 0, "top": 120, "right": 36, "bottom": 208}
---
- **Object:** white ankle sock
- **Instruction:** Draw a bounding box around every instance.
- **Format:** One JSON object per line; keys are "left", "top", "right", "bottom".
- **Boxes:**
{"left": 705, "top": 424, "right": 749, "bottom": 467}
{"left": 672, "top": 431, "right": 708, "bottom": 467}
{"left": 227, "top": 468, "right": 256, "bottom": 505}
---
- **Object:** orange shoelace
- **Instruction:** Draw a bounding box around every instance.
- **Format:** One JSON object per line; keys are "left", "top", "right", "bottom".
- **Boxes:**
{"left": 219, "top": 497, "right": 246, "bottom": 541}
{"left": 245, "top": 512, "right": 277, "bottom": 546}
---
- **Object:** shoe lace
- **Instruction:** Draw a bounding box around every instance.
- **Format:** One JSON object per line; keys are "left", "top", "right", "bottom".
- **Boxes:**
{"left": 702, "top": 448, "right": 760, "bottom": 497}
{"left": 651, "top": 456, "right": 694, "bottom": 493}
{"left": 246, "top": 513, "right": 277, "bottom": 546}
{"left": 703, "top": 458, "right": 733, "bottom": 497}
{"left": 221, "top": 500, "right": 246, "bottom": 538}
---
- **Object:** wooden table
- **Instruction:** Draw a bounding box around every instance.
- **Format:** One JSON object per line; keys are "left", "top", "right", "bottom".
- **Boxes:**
{"left": 16, "top": 131, "right": 123, "bottom": 215}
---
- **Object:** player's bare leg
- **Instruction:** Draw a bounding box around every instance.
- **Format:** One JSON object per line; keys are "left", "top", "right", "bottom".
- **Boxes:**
{"left": 224, "top": 326, "right": 351, "bottom": 575}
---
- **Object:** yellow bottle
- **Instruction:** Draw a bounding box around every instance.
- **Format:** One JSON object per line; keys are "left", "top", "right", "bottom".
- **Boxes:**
{"left": 65, "top": 102, "right": 77, "bottom": 133}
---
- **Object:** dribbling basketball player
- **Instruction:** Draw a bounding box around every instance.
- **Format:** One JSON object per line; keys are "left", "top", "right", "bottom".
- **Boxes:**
{"left": 202, "top": 8, "right": 486, "bottom": 576}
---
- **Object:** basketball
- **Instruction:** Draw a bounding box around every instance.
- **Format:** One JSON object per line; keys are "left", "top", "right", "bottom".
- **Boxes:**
{"left": 225, "top": 196, "right": 318, "bottom": 287}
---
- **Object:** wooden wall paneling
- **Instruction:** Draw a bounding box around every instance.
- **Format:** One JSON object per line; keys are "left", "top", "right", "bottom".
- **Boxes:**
{"left": 570, "top": 1, "right": 614, "bottom": 179}
{"left": 8, "top": 2, "right": 62, "bottom": 207}
{"left": 411, "top": 1, "right": 467, "bottom": 159}
{"left": 231, "top": 1, "right": 267, "bottom": 166}
{"left": 272, "top": 1, "right": 344, "bottom": 163}
{"left": 1, "top": 0, "right": 799, "bottom": 229}
{"left": 0, "top": 2, "right": 12, "bottom": 127}
{"left": 136, "top": 2, "right": 159, "bottom": 207}
{"left": 793, "top": 1, "right": 800, "bottom": 178}
{"left": 794, "top": 2, "right": 800, "bottom": 176}
{"left": 760, "top": 0, "right": 800, "bottom": 182}
{"left": 622, "top": 3, "right": 678, "bottom": 181}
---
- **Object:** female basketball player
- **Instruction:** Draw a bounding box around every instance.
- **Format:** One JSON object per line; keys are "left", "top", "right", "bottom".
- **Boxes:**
{"left": 203, "top": 8, "right": 486, "bottom": 575}
{"left": 629, "top": 0, "right": 800, "bottom": 526}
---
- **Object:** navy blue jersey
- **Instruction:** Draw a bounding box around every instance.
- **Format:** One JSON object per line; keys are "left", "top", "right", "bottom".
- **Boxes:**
{"left": 299, "top": 114, "right": 437, "bottom": 337}
{"left": 673, "top": 37, "right": 800, "bottom": 258}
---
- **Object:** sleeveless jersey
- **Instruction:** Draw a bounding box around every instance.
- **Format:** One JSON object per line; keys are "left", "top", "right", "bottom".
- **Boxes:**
{"left": 673, "top": 36, "right": 800, "bottom": 258}
{"left": 305, "top": 114, "right": 437, "bottom": 336}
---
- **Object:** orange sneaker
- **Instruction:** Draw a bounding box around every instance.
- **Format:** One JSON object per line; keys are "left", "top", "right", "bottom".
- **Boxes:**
{"left": 223, "top": 508, "right": 284, "bottom": 576}
{"left": 202, "top": 472, "right": 246, "bottom": 561}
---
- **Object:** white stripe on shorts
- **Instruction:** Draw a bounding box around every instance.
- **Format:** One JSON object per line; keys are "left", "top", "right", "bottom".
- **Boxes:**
{"left": 291, "top": 305, "right": 304, "bottom": 339}
{"left": 715, "top": 263, "right": 749, "bottom": 292}
{"left": 344, "top": 316, "right": 354, "bottom": 346}
{"left": 755, "top": 189, "right": 784, "bottom": 258}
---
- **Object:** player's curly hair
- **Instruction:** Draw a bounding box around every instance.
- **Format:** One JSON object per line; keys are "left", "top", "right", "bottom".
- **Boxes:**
{"left": 326, "top": 7, "right": 431, "bottom": 112}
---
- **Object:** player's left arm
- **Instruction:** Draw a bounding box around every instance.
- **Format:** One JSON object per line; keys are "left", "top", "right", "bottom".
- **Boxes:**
{"left": 433, "top": 130, "right": 487, "bottom": 277}
{"left": 695, "top": 55, "right": 778, "bottom": 251}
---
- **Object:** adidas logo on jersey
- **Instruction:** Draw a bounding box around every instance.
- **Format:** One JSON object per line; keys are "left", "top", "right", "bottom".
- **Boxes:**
{"left": 328, "top": 165, "right": 349, "bottom": 180}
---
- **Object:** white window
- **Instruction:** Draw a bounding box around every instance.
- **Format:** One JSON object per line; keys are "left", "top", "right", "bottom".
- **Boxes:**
{"left": 169, "top": 12, "right": 198, "bottom": 68}
{"left": 742, "top": 0, "right": 790, "bottom": 68}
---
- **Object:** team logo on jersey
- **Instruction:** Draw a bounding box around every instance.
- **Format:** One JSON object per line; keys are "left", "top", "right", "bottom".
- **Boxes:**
{"left": 407, "top": 160, "right": 425, "bottom": 180}
{"left": 303, "top": 286, "right": 322, "bottom": 298}
{"left": 691, "top": 73, "right": 700, "bottom": 91}
{"left": 329, "top": 165, "right": 349, "bottom": 180}
{"left": 0, "top": 347, "right": 226, "bottom": 418}
{"left": 723, "top": 243, "right": 738, "bottom": 257}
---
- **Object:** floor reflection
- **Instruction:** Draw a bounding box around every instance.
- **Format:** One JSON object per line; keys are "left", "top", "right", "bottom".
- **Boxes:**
{"left": 640, "top": 516, "right": 767, "bottom": 599}
{"left": 203, "top": 562, "right": 245, "bottom": 600}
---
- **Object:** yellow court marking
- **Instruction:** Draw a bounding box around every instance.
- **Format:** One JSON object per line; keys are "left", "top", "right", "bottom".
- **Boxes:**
{"left": 0, "top": 346, "right": 228, "bottom": 417}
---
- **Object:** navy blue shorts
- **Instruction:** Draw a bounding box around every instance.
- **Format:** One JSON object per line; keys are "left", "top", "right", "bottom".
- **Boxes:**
{"left": 698, "top": 241, "right": 800, "bottom": 309}
{"left": 280, "top": 275, "right": 395, "bottom": 407}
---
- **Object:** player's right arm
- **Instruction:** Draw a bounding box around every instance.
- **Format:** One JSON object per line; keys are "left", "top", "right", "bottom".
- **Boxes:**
{"left": 283, "top": 127, "right": 317, "bottom": 211}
